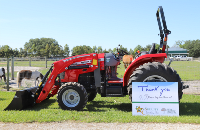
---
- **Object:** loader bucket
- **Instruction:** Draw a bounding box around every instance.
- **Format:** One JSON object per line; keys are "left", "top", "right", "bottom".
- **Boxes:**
{"left": 4, "top": 86, "right": 38, "bottom": 110}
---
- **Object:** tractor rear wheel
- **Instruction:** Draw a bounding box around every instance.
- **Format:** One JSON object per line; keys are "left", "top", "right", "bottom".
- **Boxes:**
{"left": 57, "top": 82, "right": 88, "bottom": 111}
{"left": 127, "top": 62, "right": 183, "bottom": 102}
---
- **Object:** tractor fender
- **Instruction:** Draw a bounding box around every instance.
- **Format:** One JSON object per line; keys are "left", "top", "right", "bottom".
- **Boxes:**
{"left": 123, "top": 53, "right": 167, "bottom": 87}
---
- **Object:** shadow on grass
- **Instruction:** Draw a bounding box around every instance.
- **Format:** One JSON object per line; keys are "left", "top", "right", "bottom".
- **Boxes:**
{"left": 0, "top": 98, "right": 6, "bottom": 101}
{"left": 20, "top": 100, "right": 200, "bottom": 115}
{"left": 179, "top": 102, "right": 200, "bottom": 116}
{"left": 23, "top": 100, "right": 132, "bottom": 112}
{"left": 85, "top": 101, "right": 132, "bottom": 112}
{"left": 24, "top": 99, "right": 57, "bottom": 111}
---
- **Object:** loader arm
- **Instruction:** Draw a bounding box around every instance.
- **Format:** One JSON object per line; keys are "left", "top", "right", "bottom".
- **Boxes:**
{"left": 36, "top": 53, "right": 98, "bottom": 103}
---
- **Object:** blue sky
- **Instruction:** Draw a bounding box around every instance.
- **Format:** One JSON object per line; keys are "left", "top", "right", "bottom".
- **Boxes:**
{"left": 0, "top": 0, "right": 199, "bottom": 53}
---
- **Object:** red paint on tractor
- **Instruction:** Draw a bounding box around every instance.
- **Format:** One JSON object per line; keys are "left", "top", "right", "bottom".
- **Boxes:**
{"left": 36, "top": 53, "right": 99, "bottom": 103}
{"left": 123, "top": 53, "right": 167, "bottom": 87}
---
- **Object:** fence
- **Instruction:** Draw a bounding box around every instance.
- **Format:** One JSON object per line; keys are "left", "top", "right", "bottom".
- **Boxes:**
{"left": 0, "top": 57, "right": 67, "bottom": 68}
{"left": 165, "top": 57, "right": 200, "bottom": 61}
{"left": 0, "top": 57, "right": 66, "bottom": 61}
{"left": 0, "top": 57, "right": 67, "bottom": 91}
{"left": 193, "top": 57, "right": 200, "bottom": 61}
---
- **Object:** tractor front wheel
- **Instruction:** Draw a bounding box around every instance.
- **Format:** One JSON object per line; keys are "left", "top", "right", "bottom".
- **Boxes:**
{"left": 57, "top": 82, "right": 88, "bottom": 111}
{"left": 127, "top": 62, "right": 183, "bottom": 102}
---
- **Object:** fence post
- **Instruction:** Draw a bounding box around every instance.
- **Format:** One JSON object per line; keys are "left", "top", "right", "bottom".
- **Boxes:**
{"left": 29, "top": 57, "right": 31, "bottom": 67}
{"left": 45, "top": 57, "right": 47, "bottom": 68}
{"left": 11, "top": 56, "right": 14, "bottom": 80}
{"left": 7, "top": 57, "right": 9, "bottom": 91}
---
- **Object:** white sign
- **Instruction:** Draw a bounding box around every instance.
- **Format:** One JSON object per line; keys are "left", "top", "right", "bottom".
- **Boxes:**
{"left": 132, "top": 82, "right": 179, "bottom": 116}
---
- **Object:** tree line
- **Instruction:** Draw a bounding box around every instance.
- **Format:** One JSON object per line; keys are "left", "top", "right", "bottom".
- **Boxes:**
{"left": 175, "top": 39, "right": 200, "bottom": 58}
{"left": 0, "top": 37, "right": 167, "bottom": 58}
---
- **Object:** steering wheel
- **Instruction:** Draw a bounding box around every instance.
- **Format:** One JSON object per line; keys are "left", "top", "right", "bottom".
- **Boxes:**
{"left": 134, "top": 52, "right": 141, "bottom": 59}
{"left": 112, "top": 53, "right": 120, "bottom": 61}
{"left": 116, "top": 48, "right": 129, "bottom": 56}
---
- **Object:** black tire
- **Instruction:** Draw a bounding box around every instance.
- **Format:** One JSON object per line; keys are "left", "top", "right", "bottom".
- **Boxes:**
{"left": 87, "top": 91, "right": 97, "bottom": 101}
{"left": 127, "top": 62, "right": 183, "bottom": 102}
{"left": 57, "top": 82, "right": 88, "bottom": 111}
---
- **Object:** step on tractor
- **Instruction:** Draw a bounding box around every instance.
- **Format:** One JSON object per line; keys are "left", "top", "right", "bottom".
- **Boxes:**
{"left": 5, "top": 6, "right": 185, "bottom": 111}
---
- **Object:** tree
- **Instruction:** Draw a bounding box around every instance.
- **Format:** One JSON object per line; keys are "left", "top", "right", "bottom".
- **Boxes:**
{"left": 133, "top": 45, "right": 143, "bottom": 56}
{"left": 184, "top": 40, "right": 200, "bottom": 57}
{"left": 155, "top": 43, "right": 160, "bottom": 51}
{"left": 50, "top": 44, "right": 55, "bottom": 57}
{"left": 112, "top": 48, "right": 117, "bottom": 53}
{"left": 103, "top": 49, "right": 109, "bottom": 53}
{"left": 129, "top": 48, "right": 134, "bottom": 55}
{"left": 92, "top": 46, "right": 97, "bottom": 53}
{"left": 0, "top": 45, "right": 13, "bottom": 58}
{"left": 144, "top": 44, "right": 152, "bottom": 52}
{"left": 13, "top": 48, "right": 19, "bottom": 57}
{"left": 64, "top": 44, "right": 70, "bottom": 57}
{"left": 174, "top": 40, "right": 185, "bottom": 48}
{"left": 71, "top": 45, "right": 93, "bottom": 55}
{"left": 24, "top": 38, "right": 60, "bottom": 57}
{"left": 58, "top": 45, "right": 65, "bottom": 57}
{"left": 18, "top": 48, "right": 27, "bottom": 57}
{"left": 174, "top": 39, "right": 200, "bottom": 57}
{"left": 97, "top": 46, "right": 103, "bottom": 53}
{"left": 108, "top": 49, "right": 112, "bottom": 53}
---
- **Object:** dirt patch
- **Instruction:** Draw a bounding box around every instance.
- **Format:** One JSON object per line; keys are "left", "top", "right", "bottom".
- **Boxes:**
{"left": 182, "top": 81, "right": 200, "bottom": 94}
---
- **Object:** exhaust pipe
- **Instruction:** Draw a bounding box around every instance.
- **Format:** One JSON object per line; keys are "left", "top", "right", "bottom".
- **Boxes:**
{"left": 4, "top": 86, "right": 38, "bottom": 110}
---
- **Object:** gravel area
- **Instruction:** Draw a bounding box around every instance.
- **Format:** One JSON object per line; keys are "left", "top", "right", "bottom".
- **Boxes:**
{"left": 182, "top": 81, "right": 200, "bottom": 94}
{"left": 0, "top": 122, "right": 200, "bottom": 130}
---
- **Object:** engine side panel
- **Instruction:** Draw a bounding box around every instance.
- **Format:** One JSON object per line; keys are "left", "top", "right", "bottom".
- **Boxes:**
{"left": 105, "top": 53, "right": 120, "bottom": 66}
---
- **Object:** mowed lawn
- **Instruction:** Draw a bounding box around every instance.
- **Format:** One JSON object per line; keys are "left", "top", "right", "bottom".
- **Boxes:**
{"left": 0, "top": 91, "right": 200, "bottom": 123}
{"left": 164, "top": 61, "right": 200, "bottom": 81}
{"left": 0, "top": 60, "right": 200, "bottom": 123}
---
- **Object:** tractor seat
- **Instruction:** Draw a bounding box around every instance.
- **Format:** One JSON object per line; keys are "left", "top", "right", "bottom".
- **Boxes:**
{"left": 149, "top": 43, "right": 157, "bottom": 54}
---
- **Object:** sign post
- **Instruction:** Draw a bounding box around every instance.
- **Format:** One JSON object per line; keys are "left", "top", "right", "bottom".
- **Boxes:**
{"left": 132, "top": 82, "right": 179, "bottom": 116}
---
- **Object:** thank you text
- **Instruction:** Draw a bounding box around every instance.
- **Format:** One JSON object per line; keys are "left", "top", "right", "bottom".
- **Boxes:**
{"left": 132, "top": 82, "right": 179, "bottom": 116}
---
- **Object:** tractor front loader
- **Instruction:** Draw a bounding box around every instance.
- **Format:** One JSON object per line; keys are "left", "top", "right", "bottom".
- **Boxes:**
{"left": 5, "top": 6, "right": 184, "bottom": 111}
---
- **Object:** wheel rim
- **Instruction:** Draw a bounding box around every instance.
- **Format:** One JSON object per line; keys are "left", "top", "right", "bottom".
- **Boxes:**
{"left": 143, "top": 75, "right": 167, "bottom": 82}
{"left": 62, "top": 89, "right": 80, "bottom": 107}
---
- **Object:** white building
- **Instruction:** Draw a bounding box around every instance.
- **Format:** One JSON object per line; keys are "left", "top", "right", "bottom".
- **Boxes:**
{"left": 165, "top": 47, "right": 189, "bottom": 57}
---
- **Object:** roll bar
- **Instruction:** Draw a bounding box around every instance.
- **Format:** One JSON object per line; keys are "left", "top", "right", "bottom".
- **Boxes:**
{"left": 156, "top": 6, "right": 171, "bottom": 53}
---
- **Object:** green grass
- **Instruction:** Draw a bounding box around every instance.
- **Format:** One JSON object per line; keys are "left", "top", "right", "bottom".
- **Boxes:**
{"left": 0, "top": 60, "right": 200, "bottom": 123}
{"left": 117, "top": 61, "right": 126, "bottom": 78}
{"left": 164, "top": 61, "right": 200, "bottom": 81}
{"left": 0, "top": 91, "right": 199, "bottom": 123}
{"left": 117, "top": 60, "right": 200, "bottom": 81}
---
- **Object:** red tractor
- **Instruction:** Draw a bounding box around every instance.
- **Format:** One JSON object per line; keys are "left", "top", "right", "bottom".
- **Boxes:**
{"left": 5, "top": 6, "right": 183, "bottom": 111}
